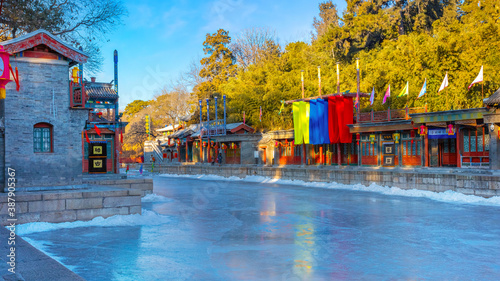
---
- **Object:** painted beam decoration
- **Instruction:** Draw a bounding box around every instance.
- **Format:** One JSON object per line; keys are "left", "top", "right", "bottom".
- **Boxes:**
{"left": 0, "top": 30, "right": 88, "bottom": 63}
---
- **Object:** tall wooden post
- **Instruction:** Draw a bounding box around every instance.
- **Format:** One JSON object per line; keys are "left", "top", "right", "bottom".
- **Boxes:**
{"left": 356, "top": 58, "right": 360, "bottom": 123}
{"left": 185, "top": 141, "right": 188, "bottom": 162}
{"left": 456, "top": 125, "right": 461, "bottom": 168}
{"left": 301, "top": 70, "right": 306, "bottom": 165}
{"left": 336, "top": 62, "right": 340, "bottom": 95}
{"left": 208, "top": 139, "right": 211, "bottom": 163}
{"left": 318, "top": 66, "right": 321, "bottom": 96}
{"left": 424, "top": 132, "right": 429, "bottom": 167}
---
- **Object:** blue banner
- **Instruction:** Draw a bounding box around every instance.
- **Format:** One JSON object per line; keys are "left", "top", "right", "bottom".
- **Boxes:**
{"left": 428, "top": 128, "right": 456, "bottom": 139}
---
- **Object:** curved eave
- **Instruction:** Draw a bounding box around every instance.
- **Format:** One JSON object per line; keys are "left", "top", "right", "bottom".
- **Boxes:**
{"left": 0, "top": 29, "right": 89, "bottom": 64}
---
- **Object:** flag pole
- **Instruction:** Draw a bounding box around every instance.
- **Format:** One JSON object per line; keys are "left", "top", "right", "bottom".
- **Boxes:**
{"left": 482, "top": 81, "right": 484, "bottom": 104}
{"left": 301, "top": 70, "right": 305, "bottom": 99}
{"left": 356, "top": 58, "right": 360, "bottom": 122}
{"left": 318, "top": 66, "right": 321, "bottom": 97}
{"left": 336, "top": 62, "right": 340, "bottom": 95}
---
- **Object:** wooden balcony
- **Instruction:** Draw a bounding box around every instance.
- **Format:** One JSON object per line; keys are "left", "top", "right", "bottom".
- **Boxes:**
{"left": 357, "top": 105, "right": 427, "bottom": 123}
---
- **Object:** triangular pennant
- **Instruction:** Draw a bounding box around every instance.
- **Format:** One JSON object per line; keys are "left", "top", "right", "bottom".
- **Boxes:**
{"left": 397, "top": 81, "right": 409, "bottom": 97}
{"left": 370, "top": 87, "right": 375, "bottom": 106}
{"left": 468, "top": 65, "right": 483, "bottom": 90}
{"left": 417, "top": 79, "right": 427, "bottom": 99}
{"left": 383, "top": 85, "right": 390, "bottom": 104}
{"left": 438, "top": 73, "right": 449, "bottom": 93}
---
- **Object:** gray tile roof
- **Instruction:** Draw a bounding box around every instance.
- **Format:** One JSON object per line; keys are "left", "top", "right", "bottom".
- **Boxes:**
{"left": 485, "top": 88, "right": 500, "bottom": 106}
{"left": 86, "top": 86, "right": 118, "bottom": 100}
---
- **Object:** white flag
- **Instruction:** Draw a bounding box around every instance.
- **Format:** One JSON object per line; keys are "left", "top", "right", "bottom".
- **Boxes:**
{"left": 438, "top": 73, "right": 448, "bottom": 93}
{"left": 468, "top": 65, "right": 483, "bottom": 90}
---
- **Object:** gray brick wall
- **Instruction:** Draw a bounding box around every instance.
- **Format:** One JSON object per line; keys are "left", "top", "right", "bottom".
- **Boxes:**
{"left": 4, "top": 57, "right": 88, "bottom": 188}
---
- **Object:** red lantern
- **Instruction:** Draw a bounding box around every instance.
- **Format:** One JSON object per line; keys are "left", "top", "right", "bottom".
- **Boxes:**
{"left": 448, "top": 124, "right": 454, "bottom": 135}
{"left": 420, "top": 125, "right": 426, "bottom": 135}
{"left": 0, "top": 45, "right": 15, "bottom": 96}
{"left": 410, "top": 130, "right": 415, "bottom": 138}
{"left": 356, "top": 133, "right": 360, "bottom": 141}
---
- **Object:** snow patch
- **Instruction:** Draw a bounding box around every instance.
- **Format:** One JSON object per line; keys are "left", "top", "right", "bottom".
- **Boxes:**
{"left": 141, "top": 193, "right": 173, "bottom": 203}
{"left": 16, "top": 209, "right": 171, "bottom": 236}
{"left": 160, "top": 174, "right": 500, "bottom": 206}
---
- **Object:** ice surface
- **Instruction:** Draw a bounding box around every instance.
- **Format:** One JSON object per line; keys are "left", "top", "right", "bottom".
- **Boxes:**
{"left": 160, "top": 173, "right": 500, "bottom": 206}
{"left": 18, "top": 176, "right": 500, "bottom": 280}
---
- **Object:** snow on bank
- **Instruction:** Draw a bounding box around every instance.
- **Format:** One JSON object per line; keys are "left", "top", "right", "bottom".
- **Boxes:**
{"left": 16, "top": 209, "right": 171, "bottom": 236}
{"left": 160, "top": 174, "right": 500, "bottom": 206}
{"left": 141, "top": 193, "right": 173, "bottom": 203}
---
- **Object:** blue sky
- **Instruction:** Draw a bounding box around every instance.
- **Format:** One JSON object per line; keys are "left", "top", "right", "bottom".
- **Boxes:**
{"left": 94, "top": 0, "right": 347, "bottom": 109}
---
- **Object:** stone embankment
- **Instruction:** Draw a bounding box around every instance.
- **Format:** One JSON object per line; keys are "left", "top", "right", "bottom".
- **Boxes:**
{"left": 0, "top": 178, "right": 153, "bottom": 225}
{"left": 155, "top": 164, "right": 500, "bottom": 198}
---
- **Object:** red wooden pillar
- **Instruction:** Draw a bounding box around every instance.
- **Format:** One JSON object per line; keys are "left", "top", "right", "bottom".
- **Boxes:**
{"left": 456, "top": 125, "right": 461, "bottom": 168}
{"left": 114, "top": 128, "right": 120, "bottom": 173}
{"left": 185, "top": 141, "right": 188, "bottom": 162}
{"left": 337, "top": 143, "right": 341, "bottom": 165}
{"left": 319, "top": 145, "right": 323, "bottom": 165}
{"left": 82, "top": 131, "right": 85, "bottom": 173}
{"left": 208, "top": 139, "right": 211, "bottom": 163}
{"left": 215, "top": 143, "right": 219, "bottom": 163}
{"left": 200, "top": 138, "right": 203, "bottom": 163}
{"left": 424, "top": 133, "right": 429, "bottom": 167}
{"left": 177, "top": 142, "right": 181, "bottom": 162}
{"left": 302, "top": 144, "right": 306, "bottom": 165}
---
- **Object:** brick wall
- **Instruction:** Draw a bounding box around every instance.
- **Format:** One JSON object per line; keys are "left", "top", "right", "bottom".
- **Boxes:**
{"left": 4, "top": 57, "right": 88, "bottom": 188}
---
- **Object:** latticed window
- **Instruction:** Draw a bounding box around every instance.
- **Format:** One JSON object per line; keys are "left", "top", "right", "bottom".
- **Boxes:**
{"left": 34, "top": 123, "right": 53, "bottom": 153}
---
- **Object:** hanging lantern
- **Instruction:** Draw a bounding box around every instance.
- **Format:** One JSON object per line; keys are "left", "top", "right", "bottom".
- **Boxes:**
{"left": 356, "top": 133, "right": 360, "bottom": 141}
{"left": 420, "top": 125, "right": 427, "bottom": 135}
{"left": 291, "top": 140, "right": 295, "bottom": 146}
{"left": 275, "top": 141, "right": 278, "bottom": 147}
{"left": 410, "top": 130, "right": 415, "bottom": 138}
{"left": 369, "top": 134, "right": 376, "bottom": 144}
{"left": 285, "top": 139, "right": 289, "bottom": 147}
{"left": 195, "top": 142, "right": 199, "bottom": 148}
{"left": 448, "top": 124, "right": 454, "bottom": 135}
{"left": 393, "top": 133, "right": 400, "bottom": 144}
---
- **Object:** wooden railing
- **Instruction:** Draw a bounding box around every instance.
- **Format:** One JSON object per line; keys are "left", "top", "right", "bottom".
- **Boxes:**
{"left": 357, "top": 105, "right": 427, "bottom": 123}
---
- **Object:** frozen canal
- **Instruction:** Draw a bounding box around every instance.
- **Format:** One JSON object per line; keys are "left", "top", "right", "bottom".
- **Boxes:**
{"left": 19, "top": 175, "right": 500, "bottom": 280}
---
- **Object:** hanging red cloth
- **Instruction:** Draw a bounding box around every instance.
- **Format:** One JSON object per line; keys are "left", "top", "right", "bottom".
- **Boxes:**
{"left": 340, "top": 97, "right": 353, "bottom": 143}
{"left": 84, "top": 131, "right": 90, "bottom": 143}
{"left": 328, "top": 97, "right": 339, "bottom": 143}
{"left": 94, "top": 124, "right": 101, "bottom": 136}
{"left": 335, "top": 96, "right": 345, "bottom": 143}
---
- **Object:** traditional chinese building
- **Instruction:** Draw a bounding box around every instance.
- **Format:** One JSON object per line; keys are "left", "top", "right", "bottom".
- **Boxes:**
{"left": 1, "top": 30, "right": 90, "bottom": 189}
{"left": 82, "top": 70, "right": 125, "bottom": 174}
